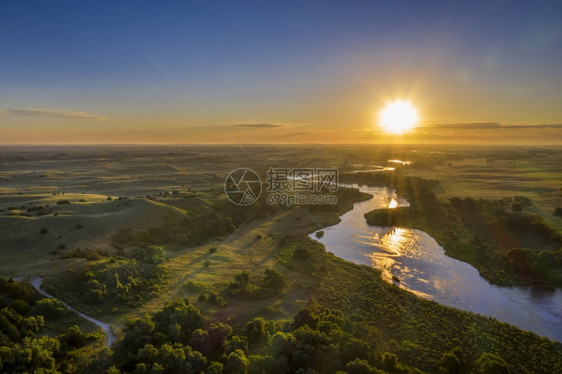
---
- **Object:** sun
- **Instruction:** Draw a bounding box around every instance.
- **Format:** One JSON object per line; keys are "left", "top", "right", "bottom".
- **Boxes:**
{"left": 379, "top": 100, "right": 419, "bottom": 134}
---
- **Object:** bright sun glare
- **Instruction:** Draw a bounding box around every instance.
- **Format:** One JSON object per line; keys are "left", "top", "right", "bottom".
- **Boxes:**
{"left": 379, "top": 100, "right": 419, "bottom": 134}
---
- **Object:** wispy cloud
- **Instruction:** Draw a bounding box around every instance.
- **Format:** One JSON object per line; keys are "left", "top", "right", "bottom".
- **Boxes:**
{"left": 281, "top": 131, "right": 311, "bottom": 138}
{"left": 233, "top": 123, "right": 284, "bottom": 128}
{"left": 419, "top": 122, "right": 562, "bottom": 130}
{"left": 420, "top": 122, "right": 501, "bottom": 129}
{"left": 1, "top": 108, "right": 106, "bottom": 120}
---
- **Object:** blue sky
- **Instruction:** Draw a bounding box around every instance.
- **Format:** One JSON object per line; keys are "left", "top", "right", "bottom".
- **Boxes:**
{"left": 1, "top": 0, "right": 561, "bottom": 144}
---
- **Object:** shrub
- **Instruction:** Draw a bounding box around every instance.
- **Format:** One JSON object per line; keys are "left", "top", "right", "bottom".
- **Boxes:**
{"left": 262, "top": 269, "right": 286, "bottom": 293}
{"left": 36, "top": 298, "right": 65, "bottom": 318}
{"left": 56, "top": 200, "right": 71, "bottom": 205}
{"left": 207, "top": 292, "right": 226, "bottom": 306}
{"left": 40, "top": 228, "right": 48, "bottom": 235}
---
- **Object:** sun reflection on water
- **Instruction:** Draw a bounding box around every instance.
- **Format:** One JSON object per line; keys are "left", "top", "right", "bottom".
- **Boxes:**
{"left": 380, "top": 227, "right": 407, "bottom": 255}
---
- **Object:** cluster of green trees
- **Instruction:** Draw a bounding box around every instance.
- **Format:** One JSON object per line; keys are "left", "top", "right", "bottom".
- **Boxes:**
{"left": 105, "top": 294, "right": 533, "bottom": 374}
{"left": 55, "top": 246, "right": 169, "bottom": 308}
{"left": 59, "top": 248, "right": 110, "bottom": 260}
{"left": 228, "top": 269, "right": 287, "bottom": 299}
{"left": 0, "top": 277, "right": 102, "bottom": 373}
{"left": 108, "top": 297, "right": 432, "bottom": 374}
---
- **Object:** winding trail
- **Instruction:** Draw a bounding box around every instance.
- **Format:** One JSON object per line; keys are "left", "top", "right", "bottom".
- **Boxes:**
{"left": 23, "top": 277, "right": 116, "bottom": 347}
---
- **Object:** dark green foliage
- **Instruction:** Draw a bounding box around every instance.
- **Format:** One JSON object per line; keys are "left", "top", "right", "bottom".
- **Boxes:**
{"left": 113, "top": 298, "right": 390, "bottom": 373}
{"left": 262, "top": 269, "right": 286, "bottom": 293}
{"left": 245, "top": 317, "right": 268, "bottom": 344}
{"left": 474, "top": 352, "right": 516, "bottom": 374}
{"left": 206, "top": 292, "right": 226, "bottom": 307}
{"left": 57, "top": 325, "right": 100, "bottom": 350}
{"left": 511, "top": 203, "right": 522, "bottom": 212}
{"left": 0, "top": 277, "right": 103, "bottom": 373}
{"left": 40, "top": 228, "right": 48, "bottom": 235}
{"left": 225, "top": 349, "right": 249, "bottom": 374}
{"left": 106, "top": 284, "right": 562, "bottom": 374}
{"left": 59, "top": 247, "right": 109, "bottom": 260}
{"left": 277, "top": 237, "right": 327, "bottom": 274}
{"left": 112, "top": 298, "right": 204, "bottom": 369}
{"left": 35, "top": 298, "right": 64, "bottom": 319}
{"left": 554, "top": 207, "right": 562, "bottom": 217}
{"left": 58, "top": 247, "right": 169, "bottom": 308}
{"left": 228, "top": 269, "right": 287, "bottom": 299}
{"left": 56, "top": 199, "right": 71, "bottom": 205}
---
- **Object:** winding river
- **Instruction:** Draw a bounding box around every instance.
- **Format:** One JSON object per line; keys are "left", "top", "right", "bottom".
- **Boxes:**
{"left": 310, "top": 185, "right": 562, "bottom": 342}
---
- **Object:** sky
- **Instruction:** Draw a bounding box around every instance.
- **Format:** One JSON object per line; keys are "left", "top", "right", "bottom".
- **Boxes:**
{"left": 1, "top": 0, "right": 561, "bottom": 145}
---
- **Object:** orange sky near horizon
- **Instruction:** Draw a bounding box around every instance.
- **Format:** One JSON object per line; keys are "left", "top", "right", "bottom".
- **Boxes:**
{"left": 1, "top": 2, "right": 561, "bottom": 145}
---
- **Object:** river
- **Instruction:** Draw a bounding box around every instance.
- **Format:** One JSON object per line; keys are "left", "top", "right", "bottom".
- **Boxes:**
{"left": 310, "top": 184, "right": 562, "bottom": 342}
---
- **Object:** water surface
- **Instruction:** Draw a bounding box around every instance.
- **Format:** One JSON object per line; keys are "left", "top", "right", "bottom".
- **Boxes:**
{"left": 310, "top": 184, "right": 562, "bottom": 342}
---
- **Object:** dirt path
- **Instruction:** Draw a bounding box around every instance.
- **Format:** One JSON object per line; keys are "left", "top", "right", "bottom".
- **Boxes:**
{"left": 23, "top": 277, "right": 117, "bottom": 347}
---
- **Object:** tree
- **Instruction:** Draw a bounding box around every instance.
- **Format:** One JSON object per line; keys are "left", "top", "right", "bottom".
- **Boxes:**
{"left": 191, "top": 329, "right": 210, "bottom": 355}
{"left": 381, "top": 352, "right": 398, "bottom": 373}
{"left": 269, "top": 331, "right": 295, "bottom": 357}
{"left": 245, "top": 317, "right": 268, "bottom": 344}
{"left": 344, "top": 358, "right": 373, "bottom": 374}
{"left": 234, "top": 272, "right": 250, "bottom": 290}
{"left": 439, "top": 351, "right": 461, "bottom": 374}
{"left": 206, "top": 361, "right": 224, "bottom": 374}
{"left": 207, "top": 322, "right": 232, "bottom": 354}
{"left": 511, "top": 203, "right": 522, "bottom": 212}
{"left": 225, "top": 349, "right": 249, "bottom": 374}
{"left": 262, "top": 269, "right": 286, "bottom": 293}
{"left": 153, "top": 298, "right": 202, "bottom": 344}
{"left": 474, "top": 352, "right": 516, "bottom": 374}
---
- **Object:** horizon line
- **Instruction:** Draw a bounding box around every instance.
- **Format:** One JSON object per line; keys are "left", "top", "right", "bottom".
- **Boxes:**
{"left": 1, "top": 143, "right": 562, "bottom": 147}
